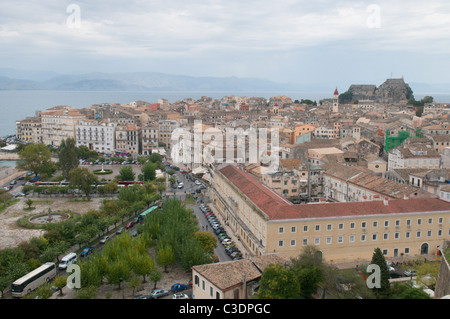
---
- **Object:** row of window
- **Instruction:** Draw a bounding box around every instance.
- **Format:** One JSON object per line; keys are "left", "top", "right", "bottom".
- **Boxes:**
{"left": 278, "top": 217, "right": 448, "bottom": 234}
{"left": 194, "top": 275, "right": 221, "bottom": 299}
{"left": 278, "top": 228, "right": 449, "bottom": 247}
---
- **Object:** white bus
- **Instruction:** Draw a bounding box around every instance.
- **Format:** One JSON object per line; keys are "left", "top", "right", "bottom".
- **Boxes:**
{"left": 58, "top": 253, "right": 77, "bottom": 270}
{"left": 11, "top": 262, "right": 57, "bottom": 298}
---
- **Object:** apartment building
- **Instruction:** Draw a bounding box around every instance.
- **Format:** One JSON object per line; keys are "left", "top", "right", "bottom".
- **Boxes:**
{"left": 315, "top": 126, "right": 334, "bottom": 139}
{"left": 75, "top": 120, "right": 116, "bottom": 154}
{"left": 15, "top": 116, "right": 42, "bottom": 144}
{"left": 141, "top": 124, "right": 159, "bottom": 156}
{"left": 430, "top": 135, "right": 450, "bottom": 153}
{"left": 115, "top": 124, "right": 141, "bottom": 155}
{"left": 324, "top": 164, "right": 434, "bottom": 202}
{"left": 211, "top": 164, "right": 450, "bottom": 262}
{"left": 308, "top": 147, "right": 344, "bottom": 166}
{"left": 159, "top": 120, "right": 180, "bottom": 150}
{"left": 41, "top": 106, "right": 86, "bottom": 147}
{"left": 388, "top": 145, "right": 441, "bottom": 170}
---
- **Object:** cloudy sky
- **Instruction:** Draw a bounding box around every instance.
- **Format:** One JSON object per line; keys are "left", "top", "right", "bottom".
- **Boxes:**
{"left": 1, "top": 0, "right": 449, "bottom": 89}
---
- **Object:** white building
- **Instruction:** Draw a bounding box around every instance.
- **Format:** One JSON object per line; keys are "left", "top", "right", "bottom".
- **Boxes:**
{"left": 75, "top": 120, "right": 116, "bottom": 154}
{"left": 388, "top": 146, "right": 441, "bottom": 170}
{"left": 314, "top": 126, "right": 334, "bottom": 139}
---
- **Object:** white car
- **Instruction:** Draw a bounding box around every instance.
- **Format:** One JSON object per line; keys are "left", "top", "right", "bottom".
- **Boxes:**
{"left": 100, "top": 236, "right": 110, "bottom": 244}
{"left": 173, "top": 293, "right": 189, "bottom": 299}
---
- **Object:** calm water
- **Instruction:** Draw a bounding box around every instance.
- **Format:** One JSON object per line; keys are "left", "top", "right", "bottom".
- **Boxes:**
{"left": 1, "top": 90, "right": 449, "bottom": 137}
{"left": 0, "top": 160, "right": 18, "bottom": 168}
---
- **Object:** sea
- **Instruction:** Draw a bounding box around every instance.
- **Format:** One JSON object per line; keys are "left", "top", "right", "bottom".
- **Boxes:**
{"left": 1, "top": 90, "right": 449, "bottom": 138}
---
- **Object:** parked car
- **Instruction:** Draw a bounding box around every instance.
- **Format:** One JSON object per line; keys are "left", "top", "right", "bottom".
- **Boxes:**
{"left": 231, "top": 251, "right": 242, "bottom": 258}
{"left": 150, "top": 289, "right": 169, "bottom": 299}
{"left": 80, "top": 247, "right": 94, "bottom": 257}
{"left": 171, "top": 283, "right": 188, "bottom": 293}
{"left": 126, "top": 220, "right": 135, "bottom": 229}
{"left": 173, "top": 293, "right": 190, "bottom": 299}
{"left": 214, "top": 228, "right": 225, "bottom": 234}
{"left": 404, "top": 269, "right": 417, "bottom": 277}
{"left": 116, "top": 227, "right": 125, "bottom": 234}
{"left": 100, "top": 236, "right": 110, "bottom": 244}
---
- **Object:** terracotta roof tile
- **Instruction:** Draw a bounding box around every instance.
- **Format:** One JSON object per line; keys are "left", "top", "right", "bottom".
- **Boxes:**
{"left": 218, "top": 165, "right": 450, "bottom": 221}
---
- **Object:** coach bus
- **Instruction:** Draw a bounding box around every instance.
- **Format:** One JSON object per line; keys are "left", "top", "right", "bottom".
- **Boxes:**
{"left": 137, "top": 205, "right": 159, "bottom": 223}
{"left": 118, "top": 181, "right": 144, "bottom": 188}
{"left": 11, "top": 262, "right": 57, "bottom": 298}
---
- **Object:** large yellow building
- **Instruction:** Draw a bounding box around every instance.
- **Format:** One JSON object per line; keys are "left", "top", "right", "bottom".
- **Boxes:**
{"left": 211, "top": 165, "right": 450, "bottom": 263}
{"left": 41, "top": 106, "right": 86, "bottom": 147}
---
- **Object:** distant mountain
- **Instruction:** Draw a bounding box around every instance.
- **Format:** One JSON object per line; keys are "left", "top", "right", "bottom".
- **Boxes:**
{"left": 0, "top": 69, "right": 297, "bottom": 92}
{"left": 0, "top": 76, "right": 48, "bottom": 90}
{"left": 0, "top": 68, "right": 60, "bottom": 82}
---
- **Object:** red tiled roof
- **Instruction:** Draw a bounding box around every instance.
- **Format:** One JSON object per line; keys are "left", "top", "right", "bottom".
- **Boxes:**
{"left": 219, "top": 165, "right": 292, "bottom": 217}
{"left": 219, "top": 165, "right": 450, "bottom": 221}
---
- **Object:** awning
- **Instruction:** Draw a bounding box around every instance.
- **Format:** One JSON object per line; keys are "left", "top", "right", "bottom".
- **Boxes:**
{"left": 192, "top": 166, "right": 207, "bottom": 175}
{"left": 1, "top": 144, "right": 17, "bottom": 151}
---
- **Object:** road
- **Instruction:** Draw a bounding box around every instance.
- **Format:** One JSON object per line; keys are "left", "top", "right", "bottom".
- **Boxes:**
{"left": 167, "top": 169, "right": 233, "bottom": 264}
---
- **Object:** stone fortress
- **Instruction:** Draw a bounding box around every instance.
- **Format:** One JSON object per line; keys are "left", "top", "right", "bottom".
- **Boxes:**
{"left": 347, "top": 78, "right": 414, "bottom": 103}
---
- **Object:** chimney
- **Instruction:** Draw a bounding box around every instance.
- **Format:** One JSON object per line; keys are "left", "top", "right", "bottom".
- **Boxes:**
{"left": 404, "top": 194, "right": 409, "bottom": 200}
{"left": 383, "top": 197, "right": 389, "bottom": 206}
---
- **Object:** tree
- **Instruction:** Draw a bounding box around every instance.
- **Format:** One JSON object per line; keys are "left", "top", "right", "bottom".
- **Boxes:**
{"left": 77, "top": 145, "right": 98, "bottom": 160}
{"left": 18, "top": 143, "right": 54, "bottom": 176}
{"left": 59, "top": 138, "right": 79, "bottom": 179}
{"left": 25, "top": 199, "right": 33, "bottom": 209}
{"left": 103, "top": 181, "right": 118, "bottom": 195}
{"left": 0, "top": 275, "right": 12, "bottom": 299}
{"left": 149, "top": 153, "right": 162, "bottom": 163}
{"left": 416, "top": 260, "right": 440, "bottom": 290}
{"left": 157, "top": 181, "right": 166, "bottom": 195}
{"left": 370, "top": 248, "right": 391, "bottom": 299}
{"left": 296, "top": 266, "right": 322, "bottom": 299}
{"left": 156, "top": 245, "right": 175, "bottom": 273}
{"left": 69, "top": 167, "right": 99, "bottom": 198}
{"left": 258, "top": 264, "right": 300, "bottom": 299}
{"left": 75, "top": 285, "right": 98, "bottom": 299}
{"left": 118, "top": 166, "right": 135, "bottom": 181}
{"left": 339, "top": 91, "right": 354, "bottom": 104}
{"left": 391, "top": 282, "right": 431, "bottom": 299}
{"left": 105, "top": 260, "right": 131, "bottom": 290}
{"left": 193, "top": 231, "right": 217, "bottom": 253}
{"left": 142, "top": 162, "right": 157, "bottom": 181}
{"left": 290, "top": 245, "right": 324, "bottom": 299}
{"left": 127, "top": 275, "right": 141, "bottom": 298}
{"left": 148, "top": 267, "right": 163, "bottom": 290}
{"left": 129, "top": 252, "right": 155, "bottom": 283}
{"left": 53, "top": 275, "right": 67, "bottom": 296}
